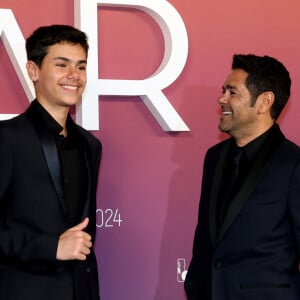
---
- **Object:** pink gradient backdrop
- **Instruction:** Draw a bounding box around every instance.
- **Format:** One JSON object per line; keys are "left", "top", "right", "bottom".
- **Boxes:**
{"left": 1, "top": 1, "right": 300, "bottom": 299}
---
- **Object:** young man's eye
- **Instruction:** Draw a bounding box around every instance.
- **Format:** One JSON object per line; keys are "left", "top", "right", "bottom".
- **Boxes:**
{"left": 78, "top": 65, "right": 86, "bottom": 71}
{"left": 56, "top": 63, "right": 66, "bottom": 68}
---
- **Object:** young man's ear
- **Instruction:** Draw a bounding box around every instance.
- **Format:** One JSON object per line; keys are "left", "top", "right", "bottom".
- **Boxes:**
{"left": 26, "top": 61, "right": 39, "bottom": 82}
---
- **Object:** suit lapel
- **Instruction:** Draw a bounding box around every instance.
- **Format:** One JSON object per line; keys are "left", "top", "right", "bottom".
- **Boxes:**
{"left": 37, "top": 126, "right": 65, "bottom": 208}
{"left": 209, "top": 140, "right": 232, "bottom": 244}
{"left": 26, "top": 102, "right": 66, "bottom": 213}
{"left": 211, "top": 125, "right": 285, "bottom": 245}
{"left": 217, "top": 150, "right": 272, "bottom": 242}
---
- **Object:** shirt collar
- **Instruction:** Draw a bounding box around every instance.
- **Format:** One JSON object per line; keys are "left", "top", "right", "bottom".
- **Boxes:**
{"left": 234, "top": 124, "right": 278, "bottom": 162}
{"left": 33, "top": 100, "right": 64, "bottom": 136}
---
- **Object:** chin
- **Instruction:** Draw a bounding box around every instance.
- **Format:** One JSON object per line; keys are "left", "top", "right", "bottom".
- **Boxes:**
{"left": 218, "top": 125, "right": 230, "bottom": 133}
{"left": 63, "top": 98, "right": 81, "bottom": 106}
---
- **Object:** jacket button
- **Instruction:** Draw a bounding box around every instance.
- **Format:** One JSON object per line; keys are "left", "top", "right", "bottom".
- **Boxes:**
{"left": 215, "top": 261, "right": 223, "bottom": 269}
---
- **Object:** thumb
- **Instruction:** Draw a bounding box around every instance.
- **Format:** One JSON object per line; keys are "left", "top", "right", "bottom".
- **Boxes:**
{"left": 69, "top": 217, "right": 89, "bottom": 232}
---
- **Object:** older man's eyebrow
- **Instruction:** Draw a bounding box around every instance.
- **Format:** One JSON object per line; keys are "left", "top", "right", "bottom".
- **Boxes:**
{"left": 222, "top": 84, "right": 238, "bottom": 92}
{"left": 225, "top": 84, "right": 237, "bottom": 90}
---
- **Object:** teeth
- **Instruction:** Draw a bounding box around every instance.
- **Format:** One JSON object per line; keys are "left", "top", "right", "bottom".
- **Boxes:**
{"left": 62, "top": 85, "right": 78, "bottom": 90}
{"left": 223, "top": 111, "right": 232, "bottom": 115}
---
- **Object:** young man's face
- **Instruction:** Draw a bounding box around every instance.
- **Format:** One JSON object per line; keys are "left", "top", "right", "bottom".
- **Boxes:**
{"left": 27, "top": 42, "right": 87, "bottom": 110}
{"left": 217, "top": 69, "right": 259, "bottom": 141}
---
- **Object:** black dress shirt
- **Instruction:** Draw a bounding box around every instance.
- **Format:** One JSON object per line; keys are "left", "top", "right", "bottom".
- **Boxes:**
{"left": 34, "top": 100, "right": 88, "bottom": 226}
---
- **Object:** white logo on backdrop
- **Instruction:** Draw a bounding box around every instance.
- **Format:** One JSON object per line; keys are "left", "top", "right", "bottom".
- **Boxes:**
{"left": 177, "top": 258, "right": 187, "bottom": 282}
{"left": 0, "top": 0, "right": 189, "bottom": 131}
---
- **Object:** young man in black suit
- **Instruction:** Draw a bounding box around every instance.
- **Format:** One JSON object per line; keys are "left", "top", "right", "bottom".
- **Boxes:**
{"left": 0, "top": 25, "right": 101, "bottom": 300}
{"left": 185, "top": 54, "right": 300, "bottom": 300}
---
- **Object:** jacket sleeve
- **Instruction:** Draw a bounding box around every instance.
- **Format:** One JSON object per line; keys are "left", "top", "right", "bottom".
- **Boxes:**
{"left": 288, "top": 158, "right": 300, "bottom": 258}
{"left": 184, "top": 149, "right": 214, "bottom": 300}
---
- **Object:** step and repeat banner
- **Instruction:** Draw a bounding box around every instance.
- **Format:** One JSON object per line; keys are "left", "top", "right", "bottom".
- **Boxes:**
{"left": 1, "top": 1, "right": 300, "bottom": 299}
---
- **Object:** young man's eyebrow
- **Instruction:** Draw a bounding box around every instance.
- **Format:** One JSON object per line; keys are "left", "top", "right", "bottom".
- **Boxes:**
{"left": 53, "top": 57, "right": 87, "bottom": 64}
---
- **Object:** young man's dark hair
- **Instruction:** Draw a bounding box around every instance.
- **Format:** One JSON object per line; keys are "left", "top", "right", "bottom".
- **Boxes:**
{"left": 232, "top": 54, "right": 291, "bottom": 120}
{"left": 26, "top": 24, "right": 89, "bottom": 67}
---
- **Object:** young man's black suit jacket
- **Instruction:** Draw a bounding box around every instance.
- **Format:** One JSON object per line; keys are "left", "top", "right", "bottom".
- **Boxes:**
{"left": 0, "top": 100, "right": 102, "bottom": 300}
{"left": 185, "top": 124, "right": 300, "bottom": 300}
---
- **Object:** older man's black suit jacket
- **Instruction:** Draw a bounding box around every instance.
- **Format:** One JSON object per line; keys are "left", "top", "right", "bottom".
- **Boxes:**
{"left": 0, "top": 101, "right": 101, "bottom": 300}
{"left": 185, "top": 124, "right": 300, "bottom": 300}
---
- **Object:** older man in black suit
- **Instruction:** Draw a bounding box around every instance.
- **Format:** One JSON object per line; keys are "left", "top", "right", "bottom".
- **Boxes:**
{"left": 185, "top": 54, "right": 300, "bottom": 300}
